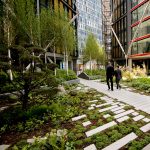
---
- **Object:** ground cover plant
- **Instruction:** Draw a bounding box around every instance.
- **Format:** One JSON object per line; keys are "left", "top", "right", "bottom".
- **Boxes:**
{"left": 1, "top": 84, "right": 150, "bottom": 150}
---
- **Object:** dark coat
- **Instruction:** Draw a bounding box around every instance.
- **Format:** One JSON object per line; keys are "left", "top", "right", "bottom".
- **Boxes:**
{"left": 114, "top": 69, "right": 122, "bottom": 80}
{"left": 106, "top": 65, "right": 114, "bottom": 77}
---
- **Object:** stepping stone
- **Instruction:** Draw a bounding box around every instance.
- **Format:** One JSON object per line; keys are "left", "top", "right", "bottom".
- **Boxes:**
{"left": 114, "top": 110, "right": 134, "bottom": 119}
{"left": 91, "top": 104, "right": 96, "bottom": 107}
{"left": 99, "top": 105, "right": 118, "bottom": 113}
{"left": 27, "top": 138, "right": 35, "bottom": 143}
{"left": 119, "top": 103, "right": 126, "bottom": 106}
{"left": 72, "top": 114, "right": 86, "bottom": 121}
{"left": 140, "top": 123, "right": 150, "bottom": 132}
{"left": 88, "top": 107, "right": 94, "bottom": 110}
{"left": 96, "top": 102, "right": 113, "bottom": 108}
{"left": 103, "top": 114, "right": 111, "bottom": 118}
{"left": 133, "top": 115, "right": 145, "bottom": 121}
{"left": 142, "top": 143, "right": 150, "bottom": 150}
{"left": 89, "top": 100, "right": 98, "bottom": 103}
{"left": 27, "top": 137, "right": 47, "bottom": 143}
{"left": 143, "top": 118, "right": 150, "bottom": 123}
{"left": 85, "top": 121, "right": 117, "bottom": 137}
{"left": 116, "top": 116, "right": 129, "bottom": 123}
{"left": 102, "top": 132, "right": 137, "bottom": 150}
{"left": 84, "top": 144, "right": 97, "bottom": 150}
{"left": 114, "top": 109, "right": 125, "bottom": 114}
{"left": 111, "top": 106, "right": 124, "bottom": 112}
{"left": 111, "top": 102, "right": 120, "bottom": 106}
{"left": 0, "top": 145, "right": 10, "bottom": 150}
{"left": 132, "top": 112, "right": 139, "bottom": 116}
{"left": 82, "top": 121, "right": 91, "bottom": 127}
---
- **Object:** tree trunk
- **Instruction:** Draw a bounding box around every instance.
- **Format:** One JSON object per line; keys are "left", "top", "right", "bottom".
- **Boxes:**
{"left": 54, "top": 46, "right": 56, "bottom": 76}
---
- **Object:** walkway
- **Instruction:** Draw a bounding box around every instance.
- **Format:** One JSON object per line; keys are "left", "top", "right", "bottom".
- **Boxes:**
{"left": 80, "top": 79, "right": 150, "bottom": 114}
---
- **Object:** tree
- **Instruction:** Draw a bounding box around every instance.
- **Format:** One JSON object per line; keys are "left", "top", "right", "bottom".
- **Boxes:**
{"left": 96, "top": 45, "right": 106, "bottom": 67}
{"left": 83, "top": 33, "right": 99, "bottom": 70}
{"left": 0, "top": 0, "right": 59, "bottom": 110}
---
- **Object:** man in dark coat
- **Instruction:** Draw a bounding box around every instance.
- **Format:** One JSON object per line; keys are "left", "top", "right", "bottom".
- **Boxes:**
{"left": 114, "top": 65, "right": 122, "bottom": 89}
{"left": 106, "top": 62, "right": 114, "bottom": 91}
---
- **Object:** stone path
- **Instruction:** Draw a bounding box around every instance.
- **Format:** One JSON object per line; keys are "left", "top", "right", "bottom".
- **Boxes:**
{"left": 80, "top": 79, "right": 150, "bottom": 114}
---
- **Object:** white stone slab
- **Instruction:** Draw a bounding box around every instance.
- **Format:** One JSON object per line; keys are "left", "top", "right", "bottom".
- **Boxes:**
{"left": 72, "top": 114, "right": 86, "bottom": 121}
{"left": 84, "top": 144, "right": 97, "bottom": 150}
{"left": 89, "top": 100, "right": 98, "bottom": 103}
{"left": 111, "top": 102, "right": 120, "bottom": 106}
{"left": 91, "top": 104, "right": 96, "bottom": 107}
{"left": 119, "top": 103, "right": 125, "bottom": 106}
{"left": 85, "top": 121, "right": 117, "bottom": 137}
{"left": 27, "top": 138, "right": 35, "bottom": 143}
{"left": 111, "top": 106, "right": 124, "bottom": 112}
{"left": 99, "top": 105, "right": 118, "bottom": 113}
{"left": 114, "top": 109, "right": 125, "bottom": 114}
{"left": 143, "top": 118, "right": 150, "bottom": 123}
{"left": 88, "top": 107, "right": 94, "bottom": 110}
{"left": 82, "top": 121, "right": 91, "bottom": 127}
{"left": 142, "top": 143, "right": 150, "bottom": 150}
{"left": 140, "top": 123, "right": 150, "bottom": 132}
{"left": 103, "top": 114, "right": 111, "bottom": 118}
{"left": 102, "top": 132, "right": 137, "bottom": 150}
{"left": 114, "top": 110, "right": 134, "bottom": 119}
{"left": 96, "top": 102, "right": 113, "bottom": 108}
{"left": 132, "top": 112, "right": 139, "bottom": 116}
{"left": 117, "top": 116, "right": 129, "bottom": 123}
{"left": 133, "top": 115, "right": 145, "bottom": 121}
{"left": 0, "top": 145, "right": 10, "bottom": 150}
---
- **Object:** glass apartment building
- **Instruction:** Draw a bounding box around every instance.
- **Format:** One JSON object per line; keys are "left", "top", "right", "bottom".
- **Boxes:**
{"left": 111, "top": 0, "right": 150, "bottom": 72}
{"left": 76, "top": 0, "right": 103, "bottom": 65}
{"left": 130, "top": 0, "right": 150, "bottom": 71}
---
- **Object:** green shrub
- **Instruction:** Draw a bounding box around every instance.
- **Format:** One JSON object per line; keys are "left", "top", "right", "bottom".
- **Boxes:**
{"left": 56, "top": 69, "right": 77, "bottom": 81}
{"left": 84, "top": 69, "right": 106, "bottom": 76}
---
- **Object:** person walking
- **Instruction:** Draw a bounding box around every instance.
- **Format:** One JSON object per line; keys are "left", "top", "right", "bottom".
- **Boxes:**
{"left": 106, "top": 62, "right": 114, "bottom": 91}
{"left": 114, "top": 65, "right": 122, "bottom": 89}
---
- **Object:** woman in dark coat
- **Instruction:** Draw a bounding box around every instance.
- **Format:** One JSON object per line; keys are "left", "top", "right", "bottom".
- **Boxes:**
{"left": 114, "top": 65, "right": 122, "bottom": 89}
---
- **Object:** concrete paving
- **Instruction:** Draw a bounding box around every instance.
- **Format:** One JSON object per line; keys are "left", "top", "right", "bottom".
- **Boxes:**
{"left": 80, "top": 79, "right": 150, "bottom": 114}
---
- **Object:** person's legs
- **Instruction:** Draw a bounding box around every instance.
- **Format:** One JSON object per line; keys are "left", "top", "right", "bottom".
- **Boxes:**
{"left": 118, "top": 79, "right": 121, "bottom": 89}
{"left": 110, "top": 76, "right": 113, "bottom": 91}
{"left": 106, "top": 76, "right": 110, "bottom": 90}
{"left": 116, "top": 78, "right": 119, "bottom": 89}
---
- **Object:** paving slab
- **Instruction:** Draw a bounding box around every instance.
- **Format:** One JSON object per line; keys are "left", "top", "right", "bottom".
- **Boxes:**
{"left": 85, "top": 121, "right": 117, "bottom": 137}
{"left": 143, "top": 118, "right": 150, "bottom": 123}
{"left": 88, "top": 107, "right": 94, "bottom": 110}
{"left": 140, "top": 123, "right": 150, "bottom": 132}
{"left": 116, "top": 116, "right": 129, "bottom": 123}
{"left": 102, "top": 132, "right": 137, "bottom": 150}
{"left": 132, "top": 112, "right": 139, "bottom": 116}
{"left": 99, "top": 105, "right": 118, "bottom": 113}
{"left": 89, "top": 100, "right": 98, "bottom": 103}
{"left": 142, "top": 143, "right": 150, "bottom": 150}
{"left": 84, "top": 144, "right": 97, "bottom": 150}
{"left": 0, "top": 145, "right": 10, "bottom": 150}
{"left": 133, "top": 115, "right": 145, "bottom": 121}
{"left": 72, "top": 114, "right": 86, "bottom": 121}
{"left": 82, "top": 121, "right": 91, "bottom": 127}
{"left": 91, "top": 104, "right": 96, "bottom": 107}
{"left": 96, "top": 102, "right": 113, "bottom": 108}
{"left": 114, "top": 109, "right": 125, "bottom": 114}
{"left": 103, "top": 114, "right": 111, "bottom": 118}
{"left": 114, "top": 110, "right": 134, "bottom": 119}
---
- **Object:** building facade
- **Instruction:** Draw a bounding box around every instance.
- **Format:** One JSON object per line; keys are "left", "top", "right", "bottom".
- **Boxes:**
{"left": 111, "top": 0, "right": 150, "bottom": 73}
{"left": 130, "top": 0, "right": 150, "bottom": 72}
{"left": 102, "top": 0, "right": 112, "bottom": 61}
{"left": 41, "top": 0, "right": 78, "bottom": 71}
{"left": 76, "top": 0, "right": 103, "bottom": 71}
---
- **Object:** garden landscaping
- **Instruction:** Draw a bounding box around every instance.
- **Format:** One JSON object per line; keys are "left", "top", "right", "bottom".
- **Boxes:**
{"left": 1, "top": 83, "right": 150, "bottom": 150}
